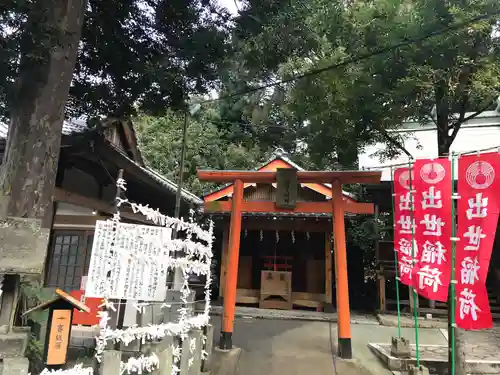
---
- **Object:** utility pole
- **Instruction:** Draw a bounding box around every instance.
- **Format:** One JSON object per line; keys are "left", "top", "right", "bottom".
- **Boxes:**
{"left": 174, "top": 111, "right": 189, "bottom": 220}
{"left": 173, "top": 103, "right": 201, "bottom": 290}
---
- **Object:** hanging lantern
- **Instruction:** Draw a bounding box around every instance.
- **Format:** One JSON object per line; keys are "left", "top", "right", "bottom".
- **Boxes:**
{"left": 306, "top": 231, "right": 310, "bottom": 241}
{"left": 260, "top": 229, "right": 264, "bottom": 242}
{"left": 291, "top": 230, "right": 295, "bottom": 244}
{"left": 276, "top": 230, "right": 280, "bottom": 243}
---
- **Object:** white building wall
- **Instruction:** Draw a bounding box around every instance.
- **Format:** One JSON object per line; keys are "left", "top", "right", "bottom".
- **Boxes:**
{"left": 358, "top": 110, "right": 500, "bottom": 181}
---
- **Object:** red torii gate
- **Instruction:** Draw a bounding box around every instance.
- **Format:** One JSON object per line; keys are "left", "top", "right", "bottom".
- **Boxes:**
{"left": 197, "top": 169, "right": 382, "bottom": 358}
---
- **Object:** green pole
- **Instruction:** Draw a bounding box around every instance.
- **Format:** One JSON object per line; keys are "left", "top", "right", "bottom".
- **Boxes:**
{"left": 390, "top": 166, "right": 402, "bottom": 337}
{"left": 407, "top": 160, "right": 420, "bottom": 366}
{"left": 450, "top": 154, "right": 457, "bottom": 375}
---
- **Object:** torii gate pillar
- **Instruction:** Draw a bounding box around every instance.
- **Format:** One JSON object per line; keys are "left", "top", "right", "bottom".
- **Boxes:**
{"left": 219, "top": 179, "right": 243, "bottom": 349}
{"left": 197, "top": 169, "right": 381, "bottom": 357}
{"left": 332, "top": 179, "right": 352, "bottom": 358}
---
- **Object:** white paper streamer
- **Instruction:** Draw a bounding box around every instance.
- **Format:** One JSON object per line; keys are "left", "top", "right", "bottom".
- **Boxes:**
{"left": 37, "top": 365, "right": 93, "bottom": 375}
{"left": 93, "top": 178, "right": 214, "bottom": 375}
{"left": 37, "top": 178, "right": 214, "bottom": 375}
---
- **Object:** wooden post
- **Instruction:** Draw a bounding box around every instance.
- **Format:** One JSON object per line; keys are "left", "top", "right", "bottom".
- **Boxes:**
{"left": 409, "top": 287, "right": 419, "bottom": 312}
{"left": 219, "top": 224, "right": 229, "bottom": 299}
{"left": 324, "top": 231, "right": 333, "bottom": 311}
{"left": 331, "top": 179, "right": 352, "bottom": 359}
{"left": 220, "top": 179, "right": 243, "bottom": 350}
{"left": 377, "top": 269, "right": 386, "bottom": 312}
{"left": 111, "top": 169, "right": 125, "bottom": 350}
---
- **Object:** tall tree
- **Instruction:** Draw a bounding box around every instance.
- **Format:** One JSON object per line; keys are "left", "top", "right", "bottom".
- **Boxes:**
{"left": 229, "top": 0, "right": 500, "bottom": 163}
{"left": 135, "top": 109, "right": 268, "bottom": 196}
{"left": 0, "top": 0, "right": 87, "bottom": 226}
{"left": 0, "top": 0, "right": 230, "bottom": 227}
{"left": 231, "top": 1, "right": 500, "bottom": 372}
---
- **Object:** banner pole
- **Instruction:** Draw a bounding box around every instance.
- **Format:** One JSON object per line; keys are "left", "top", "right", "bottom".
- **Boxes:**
{"left": 408, "top": 159, "right": 420, "bottom": 366}
{"left": 450, "top": 153, "right": 457, "bottom": 375}
{"left": 390, "top": 166, "right": 402, "bottom": 337}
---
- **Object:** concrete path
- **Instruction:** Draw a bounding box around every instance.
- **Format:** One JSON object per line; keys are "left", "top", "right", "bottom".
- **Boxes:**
{"left": 210, "top": 317, "right": 397, "bottom": 375}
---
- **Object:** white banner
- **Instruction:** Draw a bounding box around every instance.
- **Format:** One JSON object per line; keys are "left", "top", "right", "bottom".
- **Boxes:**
{"left": 85, "top": 220, "right": 171, "bottom": 301}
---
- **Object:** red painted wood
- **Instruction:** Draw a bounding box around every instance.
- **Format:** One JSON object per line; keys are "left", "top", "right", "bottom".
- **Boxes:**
{"left": 70, "top": 290, "right": 103, "bottom": 326}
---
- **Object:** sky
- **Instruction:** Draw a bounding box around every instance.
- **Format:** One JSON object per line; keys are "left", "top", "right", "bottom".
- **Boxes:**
{"left": 218, "top": 0, "right": 239, "bottom": 15}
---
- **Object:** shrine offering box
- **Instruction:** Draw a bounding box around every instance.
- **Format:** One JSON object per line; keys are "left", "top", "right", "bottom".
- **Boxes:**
{"left": 259, "top": 271, "right": 292, "bottom": 310}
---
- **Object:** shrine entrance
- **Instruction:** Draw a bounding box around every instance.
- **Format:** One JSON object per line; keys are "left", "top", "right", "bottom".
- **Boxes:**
{"left": 198, "top": 157, "right": 381, "bottom": 359}
{"left": 230, "top": 217, "right": 333, "bottom": 310}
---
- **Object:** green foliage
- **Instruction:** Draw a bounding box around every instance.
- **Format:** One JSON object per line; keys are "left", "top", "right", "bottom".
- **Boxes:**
{"left": 20, "top": 279, "right": 53, "bottom": 324}
{"left": 0, "top": 0, "right": 231, "bottom": 119}
{"left": 25, "top": 334, "right": 45, "bottom": 375}
{"left": 226, "top": 0, "right": 500, "bottom": 161}
{"left": 135, "top": 109, "right": 269, "bottom": 196}
{"left": 19, "top": 279, "right": 54, "bottom": 374}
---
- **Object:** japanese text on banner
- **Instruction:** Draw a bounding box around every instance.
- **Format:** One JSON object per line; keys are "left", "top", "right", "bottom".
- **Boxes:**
{"left": 456, "top": 153, "right": 500, "bottom": 330}
{"left": 412, "top": 159, "right": 452, "bottom": 302}
{"left": 393, "top": 167, "right": 418, "bottom": 286}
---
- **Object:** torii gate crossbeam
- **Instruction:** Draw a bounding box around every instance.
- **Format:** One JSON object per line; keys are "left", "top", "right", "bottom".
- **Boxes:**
{"left": 197, "top": 169, "right": 382, "bottom": 359}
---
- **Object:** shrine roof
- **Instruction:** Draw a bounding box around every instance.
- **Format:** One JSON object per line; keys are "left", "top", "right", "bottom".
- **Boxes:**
{"left": 0, "top": 119, "right": 202, "bottom": 205}
{"left": 203, "top": 150, "right": 358, "bottom": 203}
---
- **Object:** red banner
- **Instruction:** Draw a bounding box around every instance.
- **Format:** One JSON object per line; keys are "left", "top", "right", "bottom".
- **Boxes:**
{"left": 393, "top": 167, "right": 418, "bottom": 286}
{"left": 456, "top": 152, "right": 500, "bottom": 330}
{"left": 412, "top": 158, "right": 452, "bottom": 302}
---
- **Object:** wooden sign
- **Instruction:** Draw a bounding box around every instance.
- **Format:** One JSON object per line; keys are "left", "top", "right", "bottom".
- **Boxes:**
{"left": 23, "top": 288, "right": 90, "bottom": 368}
{"left": 85, "top": 221, "right": 169, "bottom": 301}
{"left": 276, "top": 168, "right": 298, "bottom": 209}
{"left": 46, "top": 309, "right": 72, "bottom": 365}
{"left": 70, "top": 290, "right": 102, "bottom": 326}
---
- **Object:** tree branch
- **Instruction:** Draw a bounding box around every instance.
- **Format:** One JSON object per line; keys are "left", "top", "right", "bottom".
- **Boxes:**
{"left": 449, "top": 94, "right": 499, "bottom": 143}
{"left": 373, "top": 126, "right": 413, "bottom": 159}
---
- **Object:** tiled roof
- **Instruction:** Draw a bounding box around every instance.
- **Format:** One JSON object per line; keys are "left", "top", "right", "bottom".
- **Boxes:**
{"left": 0, "top": 119, "right": 202, "bottom": 205}
{"left": 0, "top": 118, "right": 88, "bottom": 138}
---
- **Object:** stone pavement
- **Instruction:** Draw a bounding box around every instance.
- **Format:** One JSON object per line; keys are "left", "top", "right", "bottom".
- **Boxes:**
{"left": 208, "top": 313, "right": 500, "bottom": 375}
{"left": 206, "top": 304, "right": 379, "bottom": 324}
{"left": 376, "top": 313, "right": 500, "bottom": 361}
{"left": 69, "top": 308, "right": 500, "bottom": 374}
{"left": 377, "top": 314, "right": 448, "bottom": 329}
{"left": 210, "top": 316, "right": 393, "bottom": 375}
{"left": 373, "top": 342, "right": 500, "bottom": 362}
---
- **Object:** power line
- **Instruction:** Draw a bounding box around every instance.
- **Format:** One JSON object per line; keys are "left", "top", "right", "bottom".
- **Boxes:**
{"left": 361, "top": 144, "right": 500, "bottom": 171}
{"left": 207, "top": 118, "right": 300, "bottom": 131}
{"left": 200, "top": 10, "right": 500, "bottom": 104}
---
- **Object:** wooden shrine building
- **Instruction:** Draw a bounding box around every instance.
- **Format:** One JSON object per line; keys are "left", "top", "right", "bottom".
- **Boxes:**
{"left": 0, "top": 118, "right": 202, "bottom": 327}
{"left": 198, "top": 151, "right": 382, "bottom": 358}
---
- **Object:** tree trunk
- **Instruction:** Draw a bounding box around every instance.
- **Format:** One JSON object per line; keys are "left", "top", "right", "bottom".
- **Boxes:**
{"left": 0, "top": 0, "right": 87, "bottom": 228}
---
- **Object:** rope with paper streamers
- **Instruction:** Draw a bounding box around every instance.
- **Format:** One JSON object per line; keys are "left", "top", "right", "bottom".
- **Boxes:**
{"left": 34, "top": 178, "right": 214, "bottom": 375}
{"left": 93, "top": 177, "right": 214, "bottom": 374}
{"left": 37, "top": 365, "right": 93, "bottom": 375}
